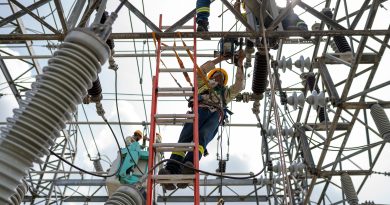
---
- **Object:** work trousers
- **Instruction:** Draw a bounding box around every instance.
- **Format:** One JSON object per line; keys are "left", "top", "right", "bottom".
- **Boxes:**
{"left": 196, "top": 0, "right": 211, "bottom": 22}
{"left": 166, "top": 107, "right": 220, "bottom": 174}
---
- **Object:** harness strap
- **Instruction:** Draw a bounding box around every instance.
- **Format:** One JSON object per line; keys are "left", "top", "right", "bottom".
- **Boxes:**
{"left": 172, "top": 39, "right": 193, "bottom": 87}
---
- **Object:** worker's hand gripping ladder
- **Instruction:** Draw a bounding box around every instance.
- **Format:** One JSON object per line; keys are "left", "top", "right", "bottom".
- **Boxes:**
{"left": 146, "top": 15, "right": 201, "bottom": 205}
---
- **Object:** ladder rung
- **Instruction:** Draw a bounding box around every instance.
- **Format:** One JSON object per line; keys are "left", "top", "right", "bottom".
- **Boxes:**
{"left": 160, "top": 68, "right": 194, "bottom": 73}
{"left": 161, "top": 46, "right": 193, "bottom": 51}
{"left": 159, "top": 87, "right": 193, "bottom": 92}
{"left": 158, "top": 93, "right": 193, "bottom": 97}
{"left": 158, "top": 87, "right": 194, "bottom": 97}
{"left": 153, "top": 143, "right": 195, "bottom": 152}
{"left": 153, "top": 174, "right": 195, "bottom": 184}
{"left": 155, "top": 119, "right": 194, "bottom": 124}
{"left": 155, "top": 114, "right": 195, "bottom": 118}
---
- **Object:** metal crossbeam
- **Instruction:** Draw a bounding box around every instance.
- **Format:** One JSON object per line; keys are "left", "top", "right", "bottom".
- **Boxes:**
{"left": 53, "top": 0, "right": 67, "bottom": 33}
{"left": 0, "top": 55, "right": 21, "bottom": 102}
{"left": 122, "top": 0, "right": 161, "bottom": 32}
{"left": 0, "top": 0, "right": 51, "bottom": 27}
{"left": 1, "top": 0, "right": 390, "bottom": 204}
{"left": 9, "top": 0, "right": 60, "bottom": 34}
{"left": 1, "top": 29, "right": 390, "bottom": 42}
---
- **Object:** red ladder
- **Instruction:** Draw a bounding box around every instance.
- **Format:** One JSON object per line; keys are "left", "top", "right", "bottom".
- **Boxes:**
{"left": 146, "top": 14, "right": 200, "bottom": 205}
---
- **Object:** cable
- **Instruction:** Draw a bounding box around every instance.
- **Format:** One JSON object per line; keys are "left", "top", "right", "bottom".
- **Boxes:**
{"left": 295, "top": 126, "right": 387, "bottom": 151}
{"left": 49, "top": 150, "right": 118, "bottom": 178}
{"left": 139, "top": 0, "right": 154, "bottom": 81}
{"left": 114, "top": 70, "right": 126, "bottom": 139}
{"left": 65, "top": 0, "right": 77, "bottom": 21}
{"left": 311, "top": 138, "right": 386, "bottom": 151}
{"left": 253, "top": 178, "right": 260, "bottom": 205}
{"left": 75, "top": 122, "right": 92, "bottom": 160}
{"left": 150, "top": 159, "right": 265, "bottom": 180}
{"left": 298, "top": 1, "right": 326, "bottom": 16}
{"left": 128, "top": 9, "right": 150, "bottom": 136}
{"left": 114, "top": 70, "right": 145, "bottom": 175}
{"left": 81, "top": 104, "right": 101, "bottom": 157}
{"left": 140, "top": 41, "right": 150, "bottom": 135}
{"left": 283, "top": 94, "right": 377, "bottom": 151}
{"left": 33, "top": 0, "right": 56, "bottom": 56}
{"left": 50, "top": 119, "right": 123, "bottom": 178}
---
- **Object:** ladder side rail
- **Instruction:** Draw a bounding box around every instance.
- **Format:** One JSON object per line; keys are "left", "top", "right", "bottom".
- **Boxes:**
{"left": 192, "top": 15, "right": 200, "bottom": 205}
{"left": 146, "top": 14, "right": 163, "bottom": 205}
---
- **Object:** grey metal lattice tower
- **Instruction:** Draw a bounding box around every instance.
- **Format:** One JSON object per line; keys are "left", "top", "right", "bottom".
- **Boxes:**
{"left": 0, "top": 0, "right": 390, "bottom": 204}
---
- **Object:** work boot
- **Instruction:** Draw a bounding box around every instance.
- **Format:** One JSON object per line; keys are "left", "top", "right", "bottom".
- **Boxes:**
{"left": 197, "top": 20, "right": 211, "bottom": 40}
{"left": 158, "top": 168, "right": 176, "bottom": 190}
{"left": 177, "top": 161, "right": 195, "bottom": 189}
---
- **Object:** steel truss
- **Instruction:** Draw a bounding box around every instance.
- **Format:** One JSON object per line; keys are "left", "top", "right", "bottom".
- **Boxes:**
{"left": 0, "top": 0, "right": 390, "bottom": 204}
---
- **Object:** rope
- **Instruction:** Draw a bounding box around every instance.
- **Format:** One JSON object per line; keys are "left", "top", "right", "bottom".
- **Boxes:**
{"left": 129, "top": 10, "right": 150, "bottom": 136}
{"left": 152, "top": 32, "right": 184, "bottom": 89}
{"left": 178, "top": 32, "right": 212, "bottom": 89}
{"left": 172, "top": 38, "right": 193, "bottom": 87}
{"left": 81, "top": 105, "right": 101, "bottom": 158}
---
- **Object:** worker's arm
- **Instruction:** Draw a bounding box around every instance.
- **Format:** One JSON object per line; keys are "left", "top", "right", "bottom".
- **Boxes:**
{"left": 197, "top": 55, "right": 227, "bottom": 87}
{"left": 225, "top": 50, "right": 246, "bottom": 103}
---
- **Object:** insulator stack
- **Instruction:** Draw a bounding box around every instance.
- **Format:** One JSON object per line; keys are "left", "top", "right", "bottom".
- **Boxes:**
{"left": 105, "top": 186, "right": 144, "bottom": 205}
{"left": 322, "top": 9, "right": 351, "bottom": 53}
{"left": 0, "top": 28, "right": 109, "bottom": 204}
{"left": 333, "top": 36, "right": 352, "bottom": 53}
{"left": 370, "top": 104, "right": 390, "bottom": 140}
{"left": 361, "top": 201, "right": 376, "bottom": 205}
{"left": 101, "top": 11, "right": 115, "bottom": 50}
{"left": 318, "top": 107, "right": 328, "bottom": 123}
{"left": 252, "top": 52, "right": 268, "bottom": 98}
{"left": 93, "top": 159, "right": 104, "bottom": 172}
{"left": 289, "top": 161, "right": 305, "bottom": 175}
{"left": 287, "top": 92, "right": 305, "bottom": 110}
{"left": 340, "top": 173, "right": 359, "bottom": 205}
{"left": 305, "top": 73, "right": 328, "bottom": 122}
{"left": 305, "top": 72, "right": 319, "bottom": 92}
{"left": 281, "top": 126, "right": 294, "bottom": 137}
{"left": 9, "top": 179, "right": 28, "bottom": 205}
{"left": 297, "top": 127, "right": 316, "bottom": 174}
{"left": 266, "top": 126, "right": 276, "bottom": 138}
{"left": 216, "top": 160, "right": 227, "bottom": 173}
{"left": 100, "top": 11, "right": 108, "bottom": 23}
{"left": 272, "top": 161, "right": 281, "bottom": 174}
{"left": 330, "top": 40, "right": 340, "bottom": 52}
{"left": 88, "top": 77, "right": 103, "bottom": 102}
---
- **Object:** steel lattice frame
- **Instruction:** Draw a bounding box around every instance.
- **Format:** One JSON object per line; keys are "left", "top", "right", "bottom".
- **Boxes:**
{"left": 0, "top": 0, "right": 390, "bottom": 204}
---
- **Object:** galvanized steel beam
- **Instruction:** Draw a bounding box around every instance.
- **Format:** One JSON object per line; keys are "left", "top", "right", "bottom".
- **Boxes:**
{"left": 0, "top": 0, "right": 51, "bottom": 28}
{"left": 1, "top": 30, "right": 390, "bottom": 42}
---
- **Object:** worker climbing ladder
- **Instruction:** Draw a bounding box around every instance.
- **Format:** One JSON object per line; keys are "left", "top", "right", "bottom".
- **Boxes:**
{"left": 146, "top": 15, "right": 201, "bottom": 205}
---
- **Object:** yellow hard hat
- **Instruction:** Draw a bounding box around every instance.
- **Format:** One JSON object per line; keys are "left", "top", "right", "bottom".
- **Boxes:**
{"left": 207, "top": 68, "right": 228, "bottom": 86}
{"left": 134, "top": 130, "right": 143, "bottom": 139}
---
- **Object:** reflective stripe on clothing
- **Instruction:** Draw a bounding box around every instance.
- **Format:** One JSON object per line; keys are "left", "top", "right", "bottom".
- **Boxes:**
{"left": 199, "top": 145, "right": 205, "bottom": 155}
{"left": 196, "top": 7, "right": 210, "bottom": 13}
{"left": 196, "top": 0, "right": 211, "bottom": 21}
{"left": 172, "top": 151, "right": 185, "bottom": 158}
{"left": 296, "top": 21, "right": 306, "bottom": 27}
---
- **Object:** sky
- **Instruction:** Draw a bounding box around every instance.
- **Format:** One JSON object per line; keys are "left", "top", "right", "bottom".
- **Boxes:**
{"left": 1, "top": 0, "right": 390, "bottom": 204}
